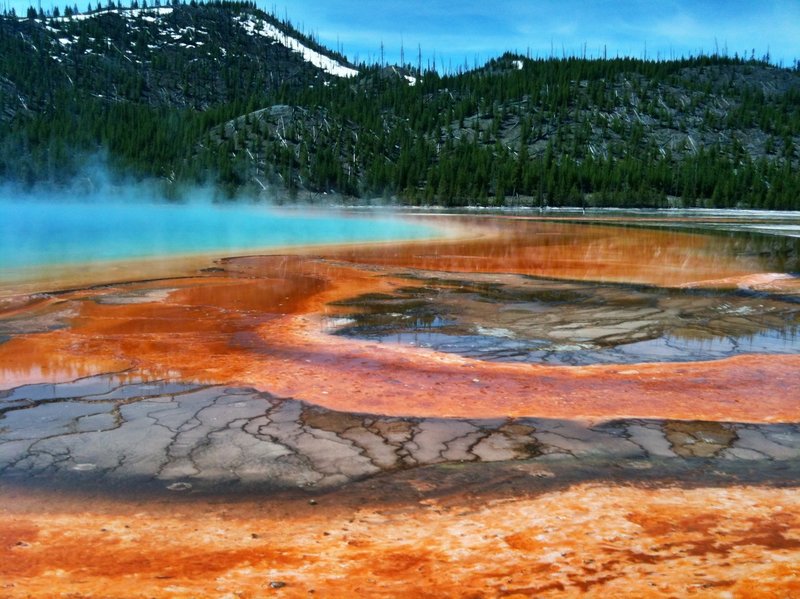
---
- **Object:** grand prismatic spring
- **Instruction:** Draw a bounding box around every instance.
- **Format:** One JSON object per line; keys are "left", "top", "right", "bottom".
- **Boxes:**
{"left": 2, "top": 203, "right": 800, "bottom": 597}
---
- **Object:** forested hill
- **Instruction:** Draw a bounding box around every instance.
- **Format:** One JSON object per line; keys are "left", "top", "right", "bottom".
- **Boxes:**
{"left": 1, "top": 1, "right": 799, "bottom": 209}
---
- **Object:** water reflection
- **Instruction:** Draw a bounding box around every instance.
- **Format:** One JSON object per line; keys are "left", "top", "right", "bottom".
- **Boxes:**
{"left": 328, "top": 216, "right": 800, "bottom": 288}
{"left": 331, "top": 271, "right": 800, "bottom": 365}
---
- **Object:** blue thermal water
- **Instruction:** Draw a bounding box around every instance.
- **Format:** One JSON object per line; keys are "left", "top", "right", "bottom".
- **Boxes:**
{"left": 0, "top": 198, "right": 437, "bottom": 274}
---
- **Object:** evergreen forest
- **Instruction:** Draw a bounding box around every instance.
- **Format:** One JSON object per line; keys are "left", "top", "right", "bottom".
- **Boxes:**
{"left": 1, "top": 1, "right": 799, "bottom": 209}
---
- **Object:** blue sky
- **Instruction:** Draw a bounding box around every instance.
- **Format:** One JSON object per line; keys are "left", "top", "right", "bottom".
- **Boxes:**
{"left": 277, "top": 0, "right": 800, "bottom": 69}
{"left": 4, "top": 0, "right": 798, "bottom": 69}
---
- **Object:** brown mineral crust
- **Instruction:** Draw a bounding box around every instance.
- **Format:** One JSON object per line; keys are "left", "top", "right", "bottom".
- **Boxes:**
{"left": 684, "top": 271, "right": 800, "bottom": 293}
{"left": 2, "top": 280, "right": 799, "bottom": 422}
{"left": 2, "top": 484, "right": 800, "bottom": 598}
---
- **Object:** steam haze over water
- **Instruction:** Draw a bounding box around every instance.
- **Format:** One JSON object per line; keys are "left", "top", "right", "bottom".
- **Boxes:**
{"left": 0, "top": 191, "right": 439, "bottom": 275}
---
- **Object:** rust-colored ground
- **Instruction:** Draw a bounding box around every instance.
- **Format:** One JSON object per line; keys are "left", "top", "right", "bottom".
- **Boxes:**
{"left": 2, "top": 215, "right": 800, "bottom": 597}
{"left": 1, "top": 218, "right": 798, "bottom": 421}
{"left": 2, "top": 484, "right": 800, "bottom": 598}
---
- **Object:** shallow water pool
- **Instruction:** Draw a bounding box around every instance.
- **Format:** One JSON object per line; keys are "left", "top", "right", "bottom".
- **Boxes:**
{"left": 0, "top": 197, "right": 440, "bottom": 275}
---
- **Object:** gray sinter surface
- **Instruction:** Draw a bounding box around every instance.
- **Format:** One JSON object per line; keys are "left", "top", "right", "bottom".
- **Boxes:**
{"left": 2, "top": 374, "right": 800, "bottom": 495}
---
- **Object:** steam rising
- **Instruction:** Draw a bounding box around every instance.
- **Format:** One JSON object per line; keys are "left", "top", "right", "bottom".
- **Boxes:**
{"left": 0, "top": 163, "right": 439, "bottom": 279}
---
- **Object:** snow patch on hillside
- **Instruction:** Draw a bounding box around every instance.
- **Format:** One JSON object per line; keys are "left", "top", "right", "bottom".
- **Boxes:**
{"left": 51, "top": 6, "right": 174, "bottom": 22}
{"left": 235, "top": 15, "right": 358, "bottom": 78}
{"left": 23, "top": 7, "right": 358, "bottom": 78}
